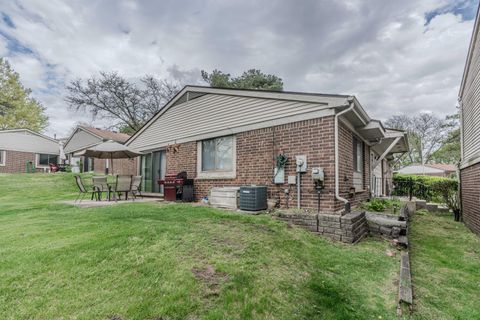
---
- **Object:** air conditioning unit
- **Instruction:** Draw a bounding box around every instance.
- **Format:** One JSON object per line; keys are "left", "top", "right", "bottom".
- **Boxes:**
{"left": 239, "top": 186, "right": 267, "bottom": 211}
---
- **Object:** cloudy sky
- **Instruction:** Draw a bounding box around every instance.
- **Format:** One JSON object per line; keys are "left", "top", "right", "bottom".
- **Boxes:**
{"left": 0, "top": 0, "right": 478, "bottom": 137}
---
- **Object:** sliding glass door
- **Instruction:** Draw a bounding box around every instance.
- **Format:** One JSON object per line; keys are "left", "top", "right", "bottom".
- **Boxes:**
{"left": 140, "top": 150, "right": 166, "bottom": 193}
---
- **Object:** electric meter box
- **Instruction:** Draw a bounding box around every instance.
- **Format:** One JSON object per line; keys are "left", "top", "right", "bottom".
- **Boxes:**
{"left": 295, "top": 155, "right": 307, "bottom": 172}
{"left": 311, "top": 167, "right": 325, "bottom": 182}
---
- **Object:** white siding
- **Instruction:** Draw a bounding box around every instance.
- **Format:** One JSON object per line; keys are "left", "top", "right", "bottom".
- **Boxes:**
{"left": 64, "top": 129, "right": 102, "bottom": 153}
{"left": 128, "top": 93, "right": 334, "bottom": 151}
{"left": 461, "top": 13, "right": 480, "bottom": 165}
{"left": 0, "top": 131, "right": 59, "bottom": 154}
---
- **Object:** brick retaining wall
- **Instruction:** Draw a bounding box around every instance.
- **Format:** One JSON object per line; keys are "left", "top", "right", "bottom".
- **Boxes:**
{"left": 276, "top": 211, "right": 368, "bottom": 243}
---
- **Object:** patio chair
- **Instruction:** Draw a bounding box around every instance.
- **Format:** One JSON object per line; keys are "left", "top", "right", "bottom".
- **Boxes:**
{"left": 112, "top": 175, "right": 132, "bottom": 201}
{"left": 92, "top": 176, "right": 108, "bottom": 201}
{"left": 131, "top": 175, "right": 143, "bottom": 200}
{"left": 74, "top": 175, "right": 98, "bottom": 203}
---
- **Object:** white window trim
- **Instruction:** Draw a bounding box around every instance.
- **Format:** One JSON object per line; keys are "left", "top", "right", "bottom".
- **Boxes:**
{"left": 0, "top": 150, "right": 5, "bottom": 166}
{"left": 353, "top": 136, "right": 364, "bottom": 191}
{"left": 196, "top": 135, "right": 236, "bottom": 179}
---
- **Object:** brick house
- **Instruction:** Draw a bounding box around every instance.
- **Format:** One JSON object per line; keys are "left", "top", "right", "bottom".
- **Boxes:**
{"left": 0, "top": 129, "right": 60, "bottom": 173}
{"left": 459, "top": 5, "right": 480, "bottom": 235}
{"left": 126, "top": 86, "right": 408, "bottom": 213}
{"left": 63, "top": 126, "right": 136, "bottom": 175}
{"left": 396, "top": 163, "right": 457, "bottom": 177}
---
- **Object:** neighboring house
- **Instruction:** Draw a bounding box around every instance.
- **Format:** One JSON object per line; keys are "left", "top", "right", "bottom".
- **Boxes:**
{"left": 396, "top": 163, "right": 457, "bottom": 177}
{"left": 459, "top": 4, "right": 480, "bottom": 235}
{"left": 63, "top": 126, "right": 136, "bottom": 175}
{"left": 126, "top": 86, "right": 408, "bottom": 212}
{"left": 0, "top": 129, "right": 60, "bottom": 173}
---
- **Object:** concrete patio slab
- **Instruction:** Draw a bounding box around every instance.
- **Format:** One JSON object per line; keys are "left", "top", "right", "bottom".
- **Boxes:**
{"left": 62, "top": 197, "right": 163, "bottom": 208}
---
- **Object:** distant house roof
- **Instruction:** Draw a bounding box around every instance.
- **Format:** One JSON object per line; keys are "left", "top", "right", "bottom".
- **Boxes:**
{"left": 63, "top": 126, "right": 131, "bottom": 154}
{"left": 396, "top": 164, "right": 456, "bottom": 175}
{"left": 426, "top": 163, "right": 457, "bottom": 172}
{"left": 0, "top": 129, "right": 59, "bottom": 154}
{"left": 80, "top": 126, "right": 130, "bottom": 143}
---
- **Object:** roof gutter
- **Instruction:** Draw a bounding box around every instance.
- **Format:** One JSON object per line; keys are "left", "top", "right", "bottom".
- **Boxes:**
{"left": 335, "top": 98, "right": 355, "bottom": 213}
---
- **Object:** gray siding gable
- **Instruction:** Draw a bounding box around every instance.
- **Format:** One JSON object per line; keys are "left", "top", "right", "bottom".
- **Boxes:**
{"left": 127, "top": 92, "right": 341, "bottom": 151}
{"left": 0, "top": 129, "right": 59, "bottom": 154}
{"left": 64, "top": 128, "right": 102, "bottom": 153}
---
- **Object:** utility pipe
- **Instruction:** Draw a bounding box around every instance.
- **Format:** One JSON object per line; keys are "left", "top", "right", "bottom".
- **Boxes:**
{"left": 335, "top": 98, "right": 355, "bottom": 213}
{"left": 297, "top": 171, "right": 301, "bottom": 209}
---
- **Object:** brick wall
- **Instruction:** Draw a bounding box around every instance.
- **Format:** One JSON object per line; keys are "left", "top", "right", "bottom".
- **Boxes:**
{"left": 0, "top": 150, "right": 39, "bottom": 173}
{"left": 336, "top": 122, "right": 370, "bottom": 211}
{"left": 93, "top": 157, "right": 137, "bottom": 176}
{"left": 166, "top": 116, "right": 372, "bottom": 213}
{"left": 460, "top": 162, "right": 480, "bottom": 235}
{"left": 166, "top": 141, "right": 197, "bottom": 177}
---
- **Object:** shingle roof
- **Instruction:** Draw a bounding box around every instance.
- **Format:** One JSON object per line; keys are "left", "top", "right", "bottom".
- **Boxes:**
{"left": 80, "top": 126, "right": 130, "bottom": 143}
{"left": 426, "top": 163, "right": 457, "bottom": 172}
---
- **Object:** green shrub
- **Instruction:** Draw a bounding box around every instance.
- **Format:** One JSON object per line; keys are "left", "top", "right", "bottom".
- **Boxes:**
{"left": 416, "top": 209, "right": 429, "bottom": 216}
{"left": 361, "top": 198, "right": 401, "bottom": 212}
{"left": 392, "top": 174, "right": 458, "bottom": 203}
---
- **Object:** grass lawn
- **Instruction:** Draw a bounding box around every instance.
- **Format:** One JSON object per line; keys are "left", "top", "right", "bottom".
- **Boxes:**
{"left": 1, "top": 174, "right": 479, "bottom": 319}
{"left": 0, "top": 173, "right": 400, "bottom": 319}
{"left": 409, "top": 212, "right": 480, "bottom": 319}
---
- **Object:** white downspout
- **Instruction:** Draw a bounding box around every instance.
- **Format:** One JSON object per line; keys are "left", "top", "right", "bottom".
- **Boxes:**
{"left": 335, "top": 98, "right": 355, "bottom": 213}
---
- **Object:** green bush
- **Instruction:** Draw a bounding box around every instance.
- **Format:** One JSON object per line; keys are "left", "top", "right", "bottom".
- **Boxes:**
{"left": 361, "top": 198, "right": 401, "bottom": 213}
{"left": 392, "top": 174, "right": 458, "bottom": 203}
{"left": 416, "top": 209, "right": 429, "bottom": 216}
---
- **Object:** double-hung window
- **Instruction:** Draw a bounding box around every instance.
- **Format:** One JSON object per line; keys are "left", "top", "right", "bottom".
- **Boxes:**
{"left": 0, "top": 150, "right": 5, "bottom": 166}
{"left": 352, "top": 136, "right": 364, "bottom": 190}
{"left": 198, "top": 135, "right": 235, "bottom": 178}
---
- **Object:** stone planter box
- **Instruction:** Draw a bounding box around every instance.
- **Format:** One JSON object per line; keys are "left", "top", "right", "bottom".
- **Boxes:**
{"left": 209, "top": 187, "right": 239, "bottom": 209}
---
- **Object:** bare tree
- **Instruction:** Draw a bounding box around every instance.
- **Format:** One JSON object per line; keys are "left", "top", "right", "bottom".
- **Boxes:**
{"left": 412, "top": 113, "right": 449, "bottom": 164}
{"left": 385, "top": 112, "right": 453, "bottom": 167}
{"left": 65, "top": 72, "right": 180, "bottom": 133}
{"left": 141, "top": 76, "right": 180, "bottom": 116}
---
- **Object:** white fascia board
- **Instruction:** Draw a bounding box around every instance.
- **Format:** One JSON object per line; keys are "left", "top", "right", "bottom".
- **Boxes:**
{"left": 351, "top": 96, "right": 371, "bottom": 124}
{"left": 65, "top": 142, "right": 102, "bottom": 155}
{"left": 186, "top": 86, "right": 350, "bottom": 105}
{"left": 0, "top": 128, "right": 58, "bottom": 143}
{"left": 339, "top": 117, "right": 374, "bottom": 146}
{"left": 459, "top": 5, "right": 480, "bottom": 97}
{"left": 357, "top": 120, "right": 386, "bottom": 141}
{"left": 1, "top": 147, "right": 60, "bottom": 155}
